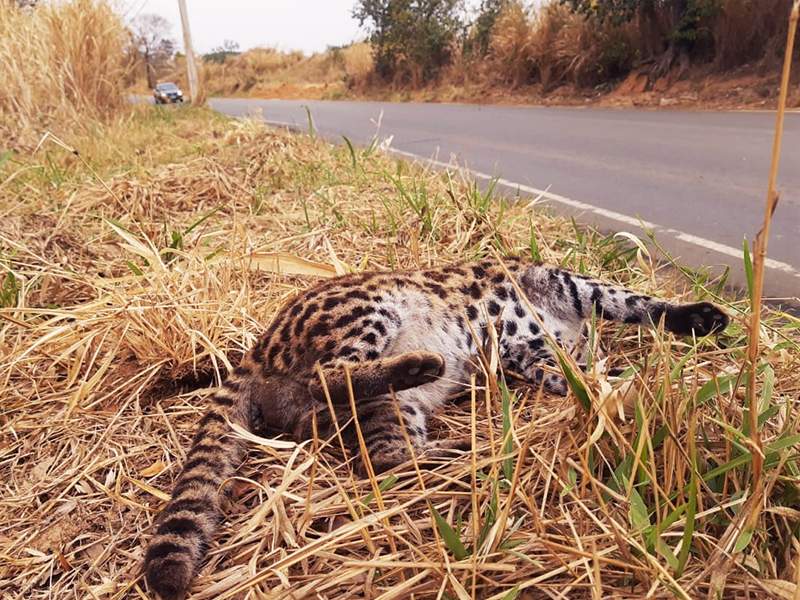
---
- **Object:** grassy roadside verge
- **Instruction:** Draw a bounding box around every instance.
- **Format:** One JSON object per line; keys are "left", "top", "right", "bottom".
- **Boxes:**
{"left": 1, "top": 105, "right": 798, "bottom": 599}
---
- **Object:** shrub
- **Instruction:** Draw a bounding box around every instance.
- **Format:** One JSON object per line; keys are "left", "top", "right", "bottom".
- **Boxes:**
{"left": 353, "top": 0, "right": 463, "bottom": 86}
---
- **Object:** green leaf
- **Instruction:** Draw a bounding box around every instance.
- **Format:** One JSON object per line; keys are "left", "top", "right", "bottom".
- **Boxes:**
{"left": 696, "top": 373, "right": 741, "bottom": 405}
{"left": 476, "top": 485, "right": 498, "bottom": 552}
{"left": 646, "top": 502, "right": 686, "bottom": 550}
{"left": 743, "top": 238, "right": 753, "bottom": 304}
{"left": 0, "top": 148, "right": 13, "bottom": 169}
{"left": 500, "top": 584, "right": 520, "bottom": 600}
{"left": 359, "top": 474, "right": 398, "bottom": 509}
{"left": 428, "top": 501, "right": 468, "bottom": 561}
{"left": 732, "top": 525, "right": 755, "bottom": 554}
{"left": 657, "top": 538, "right": 680, "bottom": 571}
{"left": 556, "top": 352, "right": 591, "bottom": 412}
{"left": 499, "top": 379, "right": 514, "bottom": 481}
{"left": 629, "top": 488, "right": 650, "bottom": 533}
{"left": 765, "top": 433, "right": 800, "bottom": 453}
{"left": 760, "top": 365, "right": 775, "bottom": 416}
{"left": 676, "top": 456, "right": 697, "bottom": 577}
{"left": 301, "top": 104, "right": 314, "bottom": 138}
{"left": 342, "top": 135, "right": 357, "bottom": 169}
{"left": 184, "top": 205, "right": 223, "bottom": 236}
{"left": 561, "top": 467, "right": 577, "bottom": 497}
{"left": 125, "top": 260, "right": 143, "bottom": 276}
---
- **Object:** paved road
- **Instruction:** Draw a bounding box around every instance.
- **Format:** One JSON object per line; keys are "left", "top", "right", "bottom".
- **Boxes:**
{"left": 208, "top": 98, "right": 800, "bottom": 305}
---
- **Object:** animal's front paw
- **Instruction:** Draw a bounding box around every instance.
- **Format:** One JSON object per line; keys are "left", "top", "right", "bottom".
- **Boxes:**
{"left": 391, "top": 351, "right": 445, "bottom": 388}
{"left": 665, "top": 302, "right": 729, "bottom": 336}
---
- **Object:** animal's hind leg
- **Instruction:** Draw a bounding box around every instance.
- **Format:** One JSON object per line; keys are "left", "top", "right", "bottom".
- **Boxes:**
{"left": 352, "top": 393, "right": 470, "bottom": 474}
{"left": 308, "top": 351, "right": 445, "bottom": 404}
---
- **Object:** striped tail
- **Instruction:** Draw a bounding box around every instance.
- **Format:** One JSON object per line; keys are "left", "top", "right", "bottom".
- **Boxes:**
{"left": 144, "top": 365, "right": 252, "bottom": 600}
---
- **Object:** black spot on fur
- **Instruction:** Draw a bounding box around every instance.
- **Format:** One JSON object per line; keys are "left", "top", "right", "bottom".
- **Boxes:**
{"left": 505, "top": 320, "right": 518, "bottom": 336}
{"left": 625, "top": 294, "right": 644, "bottom": 307}
{"left": 212, "top": 394, "right": 233, "bottom": 407}
{"left": 172, "top": 474, "right": 220, "bottom": 498}
{"left": 425, "top": 270, "right": 448, "bottom": 283}
{"left": 157, "top": 516, "right": 204, "bottom": 537}
{"left": 144, "top": 541, "right": 193, "bottom": 562}
{"left": 163, "top": 497, "right": 209, "bottom": 516}
{"left": 527, "top": 338, "right": 544, "bottom": 351}
{"left": 323, "top": 296, "right": 345, "bottom": 310}
{"left": 199, "top": 411, "right": 225, "bottom": 428}
{"left": 461, "top": 282, "right": 482, "bottom": 300}
{"left": 563, "top": 272, "right": 582, "bottom": 317}
{"left": 488, "top": 301, "right": 501, "bottom": 316}
{"left": 494, "top": 286, "right": 508, "bottom": 301}
{"left": 366, "top": 350, "right": 379, "bottom": 361}
{"left": 344, "top": 325, "right": 364, "bottom": 338}
{"left": 187, "top": 443, "right": 225, "bottom": 458}
{"left": 307, "top": 320, "right": 328, "bottom": 341}
{"left": 466, "top": 305, "right": 478, "bottom": 320}
{"left": 279, "top": 322, "right": 291, "bottom": 343}
{"left": 281, "top": 347, "right": 293, "bottom": 367}
{"left": 345, "top": 289, "right": 369, "bottom": 301}
{"left": 267, "top": 344, "right": 280, "bottom": 364}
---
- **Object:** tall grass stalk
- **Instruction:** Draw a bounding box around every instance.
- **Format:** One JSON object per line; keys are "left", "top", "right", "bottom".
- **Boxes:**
{"left": 742, "top": 0, "right": 799, "bottom": 532}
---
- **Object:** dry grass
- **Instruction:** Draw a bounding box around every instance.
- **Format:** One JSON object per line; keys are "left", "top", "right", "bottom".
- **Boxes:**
{"left": 178, "top": 1, "right": 796, "bottom": 105}
{"left": 0, "top": 104, "right": 799, "bottom": 600}
{"left": 188, "top": 43, "right": 374, "bottom": 99}
{"left": 0, "top": 0, "right": 129, "bottom": 150}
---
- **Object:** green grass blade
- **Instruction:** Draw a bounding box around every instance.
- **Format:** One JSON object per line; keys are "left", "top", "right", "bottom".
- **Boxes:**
{"left": 499, "top": 379, "right": 514, "bottom": 481}
{"left": 675, "top": 454, "right": 697, "bottom": 577}
{"left": 428, "top": 501, "right": 468, "bottom": 560}
{"left": 0, "top": 149, "right": 12, "bottom": 169}
{"left": 743, "top": 237, "right": 753, "bottom": 303}
{"left": 556, "top": 353, "right": 591, "bottom": 412}
{"left": 301, "top": 104, "right": 314, "bottom": 138}
{"left": 500, "top": 584, "right": 520, "bottom": 600}
{"left": 342, "top": 135, "right": 357, "bottom": 169}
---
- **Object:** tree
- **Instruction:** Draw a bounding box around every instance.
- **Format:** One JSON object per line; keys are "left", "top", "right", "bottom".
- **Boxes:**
{"left": 354, "top": 0, "right": 463, "bottom": 85}
{"left": 563, "top": 0, "right": 717, "bottom": 83}
{"left": 131, "top": 13, "right": 173, "bottom": 88}
{"left": 204, "top": 39, "right": 241, "bottom": 64}
{"left": 466, "top": 0, "right": 508, "bottom": 58}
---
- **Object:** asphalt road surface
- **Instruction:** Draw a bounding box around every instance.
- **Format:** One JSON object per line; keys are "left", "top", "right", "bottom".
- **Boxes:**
{"left": 208, "top": 98, "right": 799, "bottom": 305}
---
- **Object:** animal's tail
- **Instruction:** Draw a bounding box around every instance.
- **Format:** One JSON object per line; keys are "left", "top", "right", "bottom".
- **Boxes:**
{"left": 143, "top": 362, "right": 253, "bottom": 600}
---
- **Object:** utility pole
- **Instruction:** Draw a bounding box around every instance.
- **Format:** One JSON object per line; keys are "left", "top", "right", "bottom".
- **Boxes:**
{"left": 177, "top": 0, "right": 203, "bottom": 105}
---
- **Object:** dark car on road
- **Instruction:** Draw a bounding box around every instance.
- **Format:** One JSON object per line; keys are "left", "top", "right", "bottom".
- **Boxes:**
{"left": 154, "top": 82, "right": 183, "bottom": 104}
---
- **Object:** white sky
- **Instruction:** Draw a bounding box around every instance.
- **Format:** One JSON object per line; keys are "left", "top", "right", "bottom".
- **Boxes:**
{"left": 120, "top": 0, "right": 367, "bottom": 56}
{"left": 119, "top": 0, "right": 546, "bottom": 57}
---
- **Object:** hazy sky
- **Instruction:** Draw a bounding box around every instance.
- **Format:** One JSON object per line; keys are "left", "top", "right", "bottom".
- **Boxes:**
{"left": 120, "top": 0, "right": 367, "bottom": 55}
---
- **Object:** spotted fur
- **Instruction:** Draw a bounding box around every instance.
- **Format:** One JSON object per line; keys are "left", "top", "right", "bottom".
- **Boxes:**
{"left": 143, "top": 256, "right": 728, "bottom": 599}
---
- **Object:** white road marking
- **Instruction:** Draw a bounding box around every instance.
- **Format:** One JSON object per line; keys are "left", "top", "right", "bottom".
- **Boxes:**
{"left": 389, "top": 148, "right": 800, "bottom": 281}
{"left": 253, "top": 114, "right": 800, "bottom": 283}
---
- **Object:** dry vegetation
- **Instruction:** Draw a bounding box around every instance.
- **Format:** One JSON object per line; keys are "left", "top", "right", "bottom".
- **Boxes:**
{"left": 153, "top": 44, "right": 375, "bottom": 101}
{"left": 0, "top": 0, "right": 130, "bottom": 150}
{"left": 1, "top": 104, "right": 799, "bottom": 600}
{"left": 189, "top": 0, "right": 799, "bottom": 108}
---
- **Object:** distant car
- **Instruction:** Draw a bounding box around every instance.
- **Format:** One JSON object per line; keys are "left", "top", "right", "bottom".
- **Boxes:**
{"left": 153, "top": 82, "right": 183, "bottom": 104}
